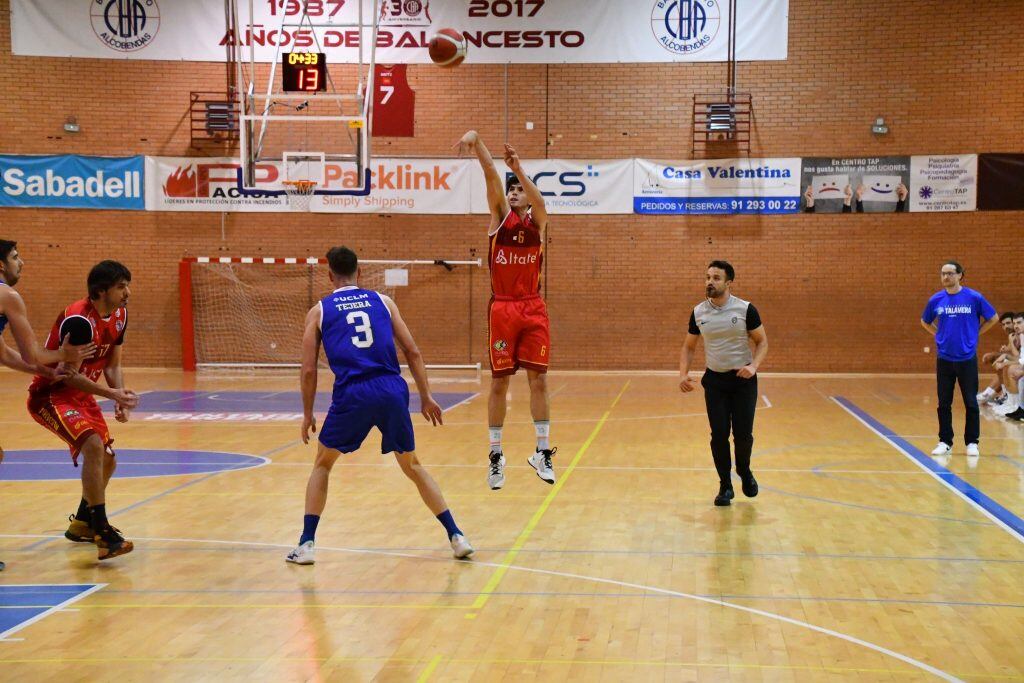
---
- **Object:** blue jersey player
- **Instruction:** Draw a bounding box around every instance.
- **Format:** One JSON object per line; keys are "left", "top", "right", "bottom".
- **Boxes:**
{"left": 286, "top": 246, "right": 473, "bottom": 564}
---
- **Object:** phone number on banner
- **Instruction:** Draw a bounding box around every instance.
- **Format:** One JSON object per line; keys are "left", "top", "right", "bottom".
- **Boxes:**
{"left": 634, "top": 197, "right": 801, "bottom": 215}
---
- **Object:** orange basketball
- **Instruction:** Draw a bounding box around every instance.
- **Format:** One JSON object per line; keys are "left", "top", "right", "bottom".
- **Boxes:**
{"left": 428, "top": 28, "right": 467, "bottom": 68}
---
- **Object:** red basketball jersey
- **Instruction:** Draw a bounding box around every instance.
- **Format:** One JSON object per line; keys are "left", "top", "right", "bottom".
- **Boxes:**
{"left": 372, "top": 64, "right": 415, "bottom": 137}
{"left": 489, "top": 209, "right": 543, "bottom": 299}
{"left": 29, "top": 298, "right": 128, "bottom": 397}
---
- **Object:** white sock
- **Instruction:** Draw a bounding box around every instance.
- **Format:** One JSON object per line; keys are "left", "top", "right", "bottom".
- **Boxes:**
{"left": 534, "top": 421, "right": 550, "bottom": 451}
{"left": 980, "top": 387, "right": 995, "bottom": 399}
{"left": 489, "top": 426, "right": 503, "bottom": 454}
{"left": 1018, "top": 378, "right": 1024, "bottom": 404}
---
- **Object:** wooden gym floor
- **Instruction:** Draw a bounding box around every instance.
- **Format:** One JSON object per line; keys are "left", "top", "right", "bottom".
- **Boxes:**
{"left": 0, "top": 370, "right": 1022, "bottom": 682}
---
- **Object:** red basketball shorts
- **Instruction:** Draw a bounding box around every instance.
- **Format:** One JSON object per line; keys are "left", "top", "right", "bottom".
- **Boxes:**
{"left": 488, "top": 296, "right": 551, "bottom": 378}
{"left": 27, "top": 390, "right": 113, "bottom": 465}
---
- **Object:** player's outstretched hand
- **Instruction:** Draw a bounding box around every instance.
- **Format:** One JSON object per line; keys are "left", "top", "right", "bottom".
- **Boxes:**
{"left": 58, "top": 333, "right": 97, "bottom": 364}
{"left": 302, "top": 413, "right": 318, "bottom": 444}
{"left": 503, "top": 143, "right": 521, "bottom": 171}
{"left": 736, "top": 364, "right": 758, "bottom": 379}
{"left": 453, "top": 130, "right": 478, "bottom": 156}
{"left": 679, "top": 375, "right": 696, "bottom": 393}
{"left": 421, "top": 397, "right": 443, "bottom": 426}
{"left": 111, "top": 388, "right": 139, "bottom": 410}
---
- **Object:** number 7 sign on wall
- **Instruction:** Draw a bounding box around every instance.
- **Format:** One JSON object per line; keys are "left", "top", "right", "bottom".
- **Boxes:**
{"left": 372, "top": 64, "right": 415, "bottom": 137}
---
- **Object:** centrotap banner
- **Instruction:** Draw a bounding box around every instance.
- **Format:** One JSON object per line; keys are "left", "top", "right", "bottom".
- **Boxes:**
{"left": 909, "top": 155, "right": 977, "bottom": 212}
{"left": 469, "top": 159, "right": 634, "bottom": 215}
{"left": 145, "top": 156, "right": 473, "bottom": 213}
{"left": 633, "top": 158, "right": 802, "bottom": 214}
{"left": 12, "top": 0, "right": 789, "bottom": 64}
{"left": 0, "top": 154, "right": 144, "bottom": 210}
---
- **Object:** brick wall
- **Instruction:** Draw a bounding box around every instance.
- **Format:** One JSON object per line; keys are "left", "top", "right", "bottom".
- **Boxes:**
{"left": 2, "top": 0, "right": 1022, "bottom": 371}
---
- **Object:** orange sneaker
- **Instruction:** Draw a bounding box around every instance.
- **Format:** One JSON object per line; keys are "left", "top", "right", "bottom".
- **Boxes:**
{"left": 95, "top": 526, "right": 134, "bottom": 561}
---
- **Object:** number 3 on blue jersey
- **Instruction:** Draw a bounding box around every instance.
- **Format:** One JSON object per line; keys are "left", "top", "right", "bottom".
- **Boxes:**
{"left": 347, "top": 310, "right": 374, "bottom": 348}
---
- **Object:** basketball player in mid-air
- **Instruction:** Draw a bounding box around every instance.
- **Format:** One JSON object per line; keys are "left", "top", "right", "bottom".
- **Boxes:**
{"left": 286, "top": 247, "right": 473, "bottom": 564}
{"left": 456, "top": 130, "right": 556, "bottom": 491}
{"left": 28, "top": 260, "right": 139, "bottom": 561}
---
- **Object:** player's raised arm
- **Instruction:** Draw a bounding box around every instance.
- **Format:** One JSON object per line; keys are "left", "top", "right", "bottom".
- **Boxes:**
{"left": 300, "top": 303, "right": 322, "bottom": 444}
{"left": 381, "top": 295, "right": 443, "bottom": 426}
{"left": 454, "top": 130, "right": 509, "bottom": 229}
{"left": 504, "top": 143, "right": 547, "bottom": 230}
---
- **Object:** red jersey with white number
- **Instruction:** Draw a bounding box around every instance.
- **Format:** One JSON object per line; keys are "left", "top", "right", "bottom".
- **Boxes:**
{"left": 29, "top": 298, "right": 127, "bottom": 399}
{"left": 489, "top": 209, "right": 543, "bottom": 300}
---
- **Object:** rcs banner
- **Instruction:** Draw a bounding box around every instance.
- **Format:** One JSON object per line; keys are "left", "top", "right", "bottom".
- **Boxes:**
{"left": 469, "top": 159, "right": 634, "bottom": 214}
{"left": 12, "top": 0, "right": 788, "bottom": 64}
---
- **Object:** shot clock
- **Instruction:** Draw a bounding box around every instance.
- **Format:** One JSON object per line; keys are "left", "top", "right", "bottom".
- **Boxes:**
{"left": 282, "top": 52, "right": 327, "bottom": 92}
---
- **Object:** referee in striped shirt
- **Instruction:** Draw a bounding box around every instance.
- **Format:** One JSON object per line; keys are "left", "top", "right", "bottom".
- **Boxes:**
{"left": 679, "top": 261, "right": 768, "bottom": 506}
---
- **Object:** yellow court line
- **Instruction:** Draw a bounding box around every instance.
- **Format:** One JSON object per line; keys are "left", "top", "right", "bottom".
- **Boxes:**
{"left": 415, "top": 654, "right": 444, "bottom": 682}
{"left": 468, "top": 380, "right": 631, "bottom": 614}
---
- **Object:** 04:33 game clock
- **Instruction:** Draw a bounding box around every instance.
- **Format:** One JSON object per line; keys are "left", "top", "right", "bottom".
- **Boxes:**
{"left": 282, "top": 52, "right": 327, "bottom": 92}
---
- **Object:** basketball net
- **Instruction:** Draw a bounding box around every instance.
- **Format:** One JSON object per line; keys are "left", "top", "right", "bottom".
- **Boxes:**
{"left": 282, "top": 179, "right": 318, "bottom": 212}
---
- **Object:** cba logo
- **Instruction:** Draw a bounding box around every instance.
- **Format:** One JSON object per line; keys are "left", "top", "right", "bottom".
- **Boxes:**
{"left": 91, "top": 0, "right": 161, "bottom": 53}
{"left": 65, "top": 410, "right": 81, "bottom": 419}
{"left": 651, "top": 0, "right": 721, "bottom": 56}
{"left": 493, "top": 339, "right": 508, "bottom": 352}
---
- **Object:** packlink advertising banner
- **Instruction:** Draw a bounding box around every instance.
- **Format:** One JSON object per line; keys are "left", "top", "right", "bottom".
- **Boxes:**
{"left": 146, "top": 156, "right": 473, "bottom": 213}
{"left": 0, "top": 154, "right": 144, "bottom": 210}
{"left": 799, "top": 157, "right": 911, "bottom": 213}
{"left": 633, "top": 158, "right": 802, "bottom": 214}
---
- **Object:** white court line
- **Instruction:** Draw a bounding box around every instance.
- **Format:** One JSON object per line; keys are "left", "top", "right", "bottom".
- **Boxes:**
{"left": 0, "top": 534, "right": 960, "bottom": 681}
{"left": 439, "top": 393, "right": 479, "bottom": 414}
{"left": 831, "top": 397, "right": 1024, "bottom": 546}
{"left": 0, "top": 583, "right": 106, "bottom": 642}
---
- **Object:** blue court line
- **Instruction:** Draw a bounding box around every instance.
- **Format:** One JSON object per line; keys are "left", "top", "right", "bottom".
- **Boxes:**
{"left": 19, "top": 440, "right": 299, "bottom": 552}
{"left": 760, "top": 484, "right": 991, "bottom": 526}
{"left": 79, "top": 587, "right": 1024, "bottom": 610}
{"left": 997, "top": 454, "right": 1024, "bottom": 471}
{"left": 833, "top": 396, "right": 1024, "bottom": 543}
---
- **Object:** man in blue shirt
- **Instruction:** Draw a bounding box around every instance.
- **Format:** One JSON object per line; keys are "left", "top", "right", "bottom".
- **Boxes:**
{"left": 286, "top": 246, "right": 473, "bottom": 565}
{"left": 921, "top": 260, "right": 998, "bottom": 458}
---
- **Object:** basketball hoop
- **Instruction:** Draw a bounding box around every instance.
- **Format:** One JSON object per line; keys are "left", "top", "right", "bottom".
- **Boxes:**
{"left": 282, "top": 180, "right": 318, "bottom": 211}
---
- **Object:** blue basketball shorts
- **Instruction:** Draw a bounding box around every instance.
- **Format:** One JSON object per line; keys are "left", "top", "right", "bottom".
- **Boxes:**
{"left": 319, "top": 374, "right": 415, "bottom": 454}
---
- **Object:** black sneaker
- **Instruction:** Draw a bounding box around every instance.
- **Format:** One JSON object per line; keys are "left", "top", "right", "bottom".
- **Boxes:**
{"left": 95, "top": 526, "right": 134, "bottom": 561}
{"left": 740, "top": 472, "right": 759, "bottom": 498}
{"left": 1007, "top": 408, "right": 1024, "bottom": 421}
{"left": 714, "top": 484, "right": 735, "bottom": 507}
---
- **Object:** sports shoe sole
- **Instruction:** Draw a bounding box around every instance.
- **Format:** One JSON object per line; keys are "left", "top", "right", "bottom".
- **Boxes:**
{"left": 97, "top": 540, "right": 134, "bottom": 561}
{"left": 285, "top": 556, "right": 314, "bottom": 565}
{"left": 527, "top": 457, "right": 555, "bottom": 485}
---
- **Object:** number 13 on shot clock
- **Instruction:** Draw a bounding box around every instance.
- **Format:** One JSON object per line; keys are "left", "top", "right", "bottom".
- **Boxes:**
{"left": 282, "top": 52, "right": 327, "bottom": 92}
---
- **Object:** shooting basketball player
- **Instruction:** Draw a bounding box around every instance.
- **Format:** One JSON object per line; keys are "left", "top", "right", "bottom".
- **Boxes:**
{"left": 27, "top": 260, "right": 139, "bottom": 561}
{"left": 286, "top": 247, "right": 473, "bottom": 564}
{"left": 455, "top": 130, "right": 556, "bottom": 491}
{"left": 0, "top": 240, "right": 96, "bottom": 571}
